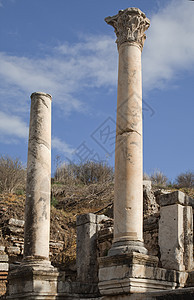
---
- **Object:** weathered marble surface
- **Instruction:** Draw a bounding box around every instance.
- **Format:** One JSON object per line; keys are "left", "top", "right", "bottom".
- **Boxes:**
{"left": 105, "top": 8, "right": 150, "bottom": 255}
{"left": 105, "top": 7, "right": 150, "bottom": 50}
{"left": 24, "top": 92, "right": 52, "bottom": 262}
{"left": 158, "top": 190, "right": 194, "bottom": 208}
{"left": 8, "top": 92, "right": 59, "bottom": 300}
{"left": 76, "top": 213, "right": 109, "bottom": 284}
{"left": 98, "top": 252, "right": 188, "bottom": 296}
{"left": 158, "top": 191, "right": 194, "bottom": 272}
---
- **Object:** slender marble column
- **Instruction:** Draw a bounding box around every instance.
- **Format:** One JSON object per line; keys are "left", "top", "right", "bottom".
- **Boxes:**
{"left": 105, "top": 8, "right": 150, "bottom": 255}
{"left": 24, "top": 92, "right": 52, "bottom": 263}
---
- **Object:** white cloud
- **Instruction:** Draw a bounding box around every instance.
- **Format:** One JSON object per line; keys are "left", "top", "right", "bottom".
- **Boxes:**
{"left": 143, "top": 0, "right": 194, "bottom": 91}
{"left": 52, "top": 136, "right": 74, "bottom": 157}
{"left": 0, "top": 0, "right": 194, "bottom": 146}
{"left": 0, "top": 111, "right": 73, "bottom": 155}
{"left": 0, "top": 35, "right": 117, "bottom": 117}
{"left": 55, "top": 35, "right": 117, "bottom": 88}
{"left": 0, "top": 111, "right": 28, "bottom": 138}
{"left": 1, "top": 0, "right": 192, "bottom": 115}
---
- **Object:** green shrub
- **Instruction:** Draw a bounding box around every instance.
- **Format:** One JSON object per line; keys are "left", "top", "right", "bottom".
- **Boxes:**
{"left": 51, "top": 196, "right": 58, "bottom": 207}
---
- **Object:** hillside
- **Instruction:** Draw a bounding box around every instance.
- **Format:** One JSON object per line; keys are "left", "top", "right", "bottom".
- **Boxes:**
{"left": 0, "top": 182, "right": 193, "bottom": 269}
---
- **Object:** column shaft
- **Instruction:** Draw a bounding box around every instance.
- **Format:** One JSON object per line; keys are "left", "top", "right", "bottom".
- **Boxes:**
{"left": 24, "top": 92, "right": 52, "bottom": 261}
{"left": 114, "top": 43, "right": 143, "bottom": 243}
{"left": 105, "top": 8, "right": 150, "bottom": 256}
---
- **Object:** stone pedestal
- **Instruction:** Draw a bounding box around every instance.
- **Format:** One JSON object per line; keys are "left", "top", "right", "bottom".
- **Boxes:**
{"left": 105, "top": 8, "right": 150, "bottom": 256}
{"left": 76, "top": 213, "right": 109, "bottom": 284}
{"left": 8, "top": 92, "right": 58, "bottom": 299}
{"left": 8, "top": 262, "right": 58, "bottom": 300}
{"left": 158, "top": 191, "right": 194, "bottom": 271}
{"left": 98, "top": 253, "right": 188, "bottom": 296}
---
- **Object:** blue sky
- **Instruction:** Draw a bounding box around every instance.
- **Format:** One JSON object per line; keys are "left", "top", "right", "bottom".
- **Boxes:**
{"left": 0, "top": 0, "right": 193, "bottom": 181}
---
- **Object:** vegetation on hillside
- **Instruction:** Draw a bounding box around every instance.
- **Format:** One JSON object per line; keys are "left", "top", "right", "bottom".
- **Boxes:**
{"left": 0, "top": 155, "right": 26, "bottom": 194}
{"left": 0, "top": 155, "right": 193, "bottom": 268}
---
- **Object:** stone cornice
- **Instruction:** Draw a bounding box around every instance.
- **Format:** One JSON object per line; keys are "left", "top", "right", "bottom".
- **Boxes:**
{"left": 105, "top": 7, "right": 150, "bottom": 51}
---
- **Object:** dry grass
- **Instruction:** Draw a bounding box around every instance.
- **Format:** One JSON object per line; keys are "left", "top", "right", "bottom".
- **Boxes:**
{"left": 0, "top": 183, "right": 193, "bottom": 269}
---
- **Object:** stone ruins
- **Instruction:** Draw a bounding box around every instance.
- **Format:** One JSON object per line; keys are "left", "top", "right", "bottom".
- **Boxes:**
{"left": 0, "top": 6, "right": 193, "bottom": 300}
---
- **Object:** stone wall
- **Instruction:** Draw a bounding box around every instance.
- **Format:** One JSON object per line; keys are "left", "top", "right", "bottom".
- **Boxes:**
{"left": 97, "top": 215, "right": 160, "bottom": 259}
{"left": 0, "top": 273, "right": 7, "bottom": 299}
{"left": 97, "top": 182, "right": 161, "bottom": 260}
{"left": 0, "top": 254, "right": 8, "bottom": 298}
{"left": 1, "top": 186, "right": 194, "bottom": 298}
{"left": 97, "top": 186, "right": 194, "bottom": 272}
{"left": 0, "top": 217, "right": 66, "bottom": 268}
{"left": 0, "top": 217, "right": 67, "bottom": 297}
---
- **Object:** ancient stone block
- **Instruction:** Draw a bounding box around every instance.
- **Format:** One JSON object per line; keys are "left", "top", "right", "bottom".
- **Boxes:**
{"left": 0, "top": 255, "right": 8, "bottom": 272}
{"left": 0, "top": 255, "right": 8, "bottom": 262}
{"left": 0, "top": 263, "right": 8, "bottom": 272}
{"left": 158, "top": 190, "right": 193, "bottom": 208}
{"left": 183, "top": 205, "right": 193, "bottom": 271}
{"left": 143, "top": 184, "right": 159, "bottom": 218}
{"left": 76, "top": 213, "right": 109, "bottom": 284}
{"left": 7, "top": 246, "right": 21, "bottom": 255}
{"left": 8, "top": 218, "right": 25, "bottom": 228}
{"left": 143, "top": 180, "right": 152, "bottom": 190}
{"left": 159, "top": 204, "right": 185, "bottom": 271}
{"left": 98, "top": 253, "right": 187, "bottom": 296}
{"left": 8, "top": 264, "right": 59, "bottom": 299}
{"left": 8, "top": 226, "right": 24, "bottom": 234}
{"left": 0, "top": 246, "right": 5, "bottom": 253}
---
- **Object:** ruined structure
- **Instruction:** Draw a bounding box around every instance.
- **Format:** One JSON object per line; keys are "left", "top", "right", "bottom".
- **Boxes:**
{"left": 97, "top": 9, "right": 193, "bottom": 298}
{"left": 8, "top": 92, "right": 59, "bottom": 299}
{"left": 105, "top": 7, "right": 149, "bottom": 257}
{"left": 0, "top": 6, "right": 192, "bottom": 300}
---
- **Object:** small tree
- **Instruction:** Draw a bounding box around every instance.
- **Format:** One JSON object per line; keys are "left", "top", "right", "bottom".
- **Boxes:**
{"left": 175, "top": 171, "right": 194, "bottom": 188}
{"left": 0, "top": 155, "right": 26, "bottom": 193}
{"left": 54, "top": 162, "right": 75, "bottom": 184}
{"left": 76, "top": 161, "right": 114, "bottom": 184}
{"left": 54, "top": 161, "right": 114, "bottom": 185}
{"left": 150, "top": 170, "right": 168, "bottom": 187}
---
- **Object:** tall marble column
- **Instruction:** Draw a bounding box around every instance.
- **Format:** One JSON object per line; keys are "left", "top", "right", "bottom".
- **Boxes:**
{"left": 24, "top": 92, "right": 52, "bottom": 263}
{"left": 8, "top": 92, "right": 58, "bottom": 300}
{"left": 105, "top": 8, "right": 150, "bottom": 255}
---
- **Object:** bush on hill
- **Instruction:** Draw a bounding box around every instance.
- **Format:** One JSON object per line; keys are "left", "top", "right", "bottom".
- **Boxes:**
{"left": 150, "top": 170, "right": 168, "bottom": 188}
{"left": 54, "top": 161, "right": 114, "bottom": 185}
{"left": 175, "top": 171, "right": 194, "bottom": 188}
{"left": 0, "top": 155, "right": 26, "bottom": 193}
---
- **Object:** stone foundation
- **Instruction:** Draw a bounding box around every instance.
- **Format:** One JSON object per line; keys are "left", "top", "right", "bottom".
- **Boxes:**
{"left": 98, "top": 252, "right": 188, "bottom": 296}
{"left": 7, "top": 262, "right": 58, "bottom": 300}
{"left": 101, "top": 287, "right": 194, "bottom": 300}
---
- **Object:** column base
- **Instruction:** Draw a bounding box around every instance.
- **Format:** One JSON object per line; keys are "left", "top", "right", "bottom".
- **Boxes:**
{"left": 7, "top": 260, "right": 59, "bottom": 300}
{"left": 108, "top": 240, "right": 148, "bottom": 256}
{"left": 98, "top": 252, "right": 188, "bottom": 296}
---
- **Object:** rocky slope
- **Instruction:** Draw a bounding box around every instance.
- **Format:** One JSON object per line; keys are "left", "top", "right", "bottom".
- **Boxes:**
{"left": 0, "top": 183, "right": 193, "bottom": 269}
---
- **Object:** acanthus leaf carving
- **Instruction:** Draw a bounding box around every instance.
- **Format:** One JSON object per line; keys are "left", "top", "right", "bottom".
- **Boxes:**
{"left": 105, "top": 7, "right": 150, "bottom": 51}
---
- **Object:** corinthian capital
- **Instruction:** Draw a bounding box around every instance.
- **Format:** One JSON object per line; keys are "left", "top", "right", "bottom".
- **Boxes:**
{"left": 105, "top": 7, "right": 150, "bottom": 51}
